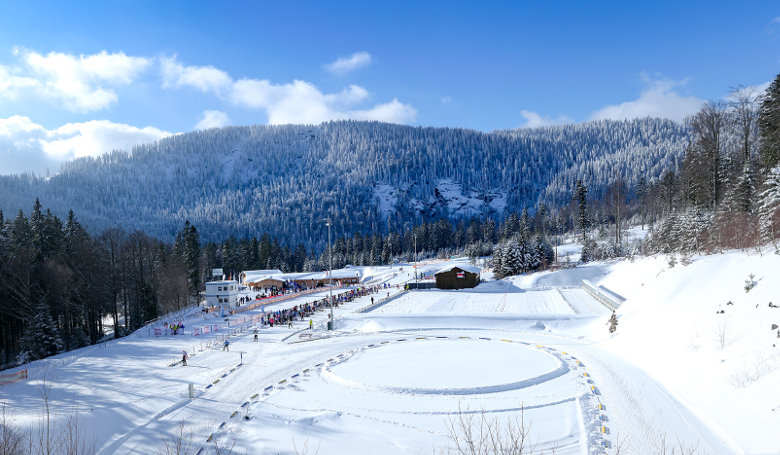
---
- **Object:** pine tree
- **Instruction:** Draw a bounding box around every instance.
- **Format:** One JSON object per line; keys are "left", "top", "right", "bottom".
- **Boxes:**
{"left": 183, "top": 221, "right": 201, "bottom": 299}
{"left": 492, "top": 242, "right": 505, "bottom": 278}
{"left": 759, "top": 72, "right": 780, "bottom": 169}
{"left": 733, "top": 163, "right": 756, "bottom": 214}
{"left": 504, "top": 241, "right": 521, "bottom": 276}
{"left": 519, "top": 208, "right": 530, "bottom": 239}
{"left": 572, "top": 180, "right": 589, "bottom": 243}
{"left": 19, "top": 301, "right": 63, "bottom": 363}
{"left": 758, "top": 166, "right": 780, "bottom": 245}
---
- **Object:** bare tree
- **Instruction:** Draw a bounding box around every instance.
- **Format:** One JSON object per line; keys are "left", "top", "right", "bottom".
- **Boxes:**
{"left": 442, "top": 404, "right": 540, "bottom": 455}
{"left": 156, "top": 422, "right": 194, "bottom": 455}
{"left": 0, "top": 400, "right": 24, "bottom": 455}
{"left": 608, "top": 175, "right": 629, "bottom": 247}
{"left": 58, "top": 407, "right": 97, "bottom": 455}
{"left": 292, "top": 437, "right": 320, "bottom": 455}
{"left": 714, "top": 316, "right": 730, "bottom": 350}
{"left": 729, "top": 85, "right": 761, "bottom": 165}
{"left": 690, "top": 101, "right": 729, "bottom": 209}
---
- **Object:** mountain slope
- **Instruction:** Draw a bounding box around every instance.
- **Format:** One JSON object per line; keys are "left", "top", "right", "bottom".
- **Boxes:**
{"left": 0, "top": 118, "right": 689, "bottom": 246}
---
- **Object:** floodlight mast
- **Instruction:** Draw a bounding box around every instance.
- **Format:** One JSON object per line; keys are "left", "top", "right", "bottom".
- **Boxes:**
{"left": 414, "top": 233, "right": 417, "bottom": 289}
{"left": 326, "top": 218, "right": 333, "bottom": 330}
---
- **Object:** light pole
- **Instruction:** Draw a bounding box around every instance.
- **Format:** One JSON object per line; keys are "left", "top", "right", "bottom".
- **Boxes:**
{"left": 413, "top": 233, "right": 417, "bottom": 289}
{"left": 326, "top": 218, "right": 333, "bottom": 330}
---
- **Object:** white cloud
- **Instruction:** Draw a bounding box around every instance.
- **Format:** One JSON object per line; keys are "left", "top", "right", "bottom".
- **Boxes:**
{"left": 0, "top": 115, "right": 171, "bottom": 175}
{"left": 324, "top": 52, "right": 371, "bottom": 75}
{"left": 0, "top": 48, "right": 151, "bottom": 112}
{"left": 161, "top": 56, "right": 232, "bottom": 96}
{"left": 164, "top": 57, "right": 416, "bottom": 125}
{"left": 195, "top": 110, "right": 231, "bottom": 130}
{"left": 441, "top": 96, "right": 453, "bottom": 105}
{"left": 590, "top": 75, "right": 704, "bottom": 122}
{"left": 520, "top": 110, "right": 573, "bottom": 128}
{"left": 348, "top": 99, "right": 418, "bottom": 124}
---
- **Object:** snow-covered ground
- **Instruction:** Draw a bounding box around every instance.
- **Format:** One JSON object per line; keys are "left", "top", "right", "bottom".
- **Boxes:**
{"left": 2, "top": 252, "right": 778, "bottom": 454}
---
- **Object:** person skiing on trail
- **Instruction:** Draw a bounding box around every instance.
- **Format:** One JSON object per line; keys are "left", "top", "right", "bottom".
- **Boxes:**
{"left": 223, "top": 340, "right": 230, "bottom": 351}
{"left": 182, "top": 350, "right": 188, "bottom": 366}
{"left": 288, "top": 317, "right": 293, "bottom": 329}
{"left": 253, "top": 328, "right": 258, "bottom": 342}
{"left": 309, "top": 319, "right": 313, "bottom": 330}
{"left": 371, "top": 297, "right": 374, "bottom": 306}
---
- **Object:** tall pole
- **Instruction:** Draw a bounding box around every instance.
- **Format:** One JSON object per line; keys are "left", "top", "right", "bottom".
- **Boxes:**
{"left": 327, "top": 219, "right": 333, "bottom": 330}
{"left": 414, "top": 233, "right": 417, "bottom": 289}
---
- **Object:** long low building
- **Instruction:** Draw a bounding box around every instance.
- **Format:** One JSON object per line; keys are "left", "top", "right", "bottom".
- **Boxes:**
{"left": 240, "top": 268, "right": 362, "bottom": 290}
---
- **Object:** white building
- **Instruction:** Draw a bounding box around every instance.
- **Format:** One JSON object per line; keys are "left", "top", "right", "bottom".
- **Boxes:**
{"left": 205, "top": 280, "right": 239, "bottom": 308}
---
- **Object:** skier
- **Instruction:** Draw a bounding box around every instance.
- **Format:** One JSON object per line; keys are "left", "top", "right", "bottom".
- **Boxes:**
{"left": 309, "top": 319, "right": 313, "bottom": 330}
{"left": 371, "top": 297, "right": 374, "bottom": 306}
{"left": 223, "top": 340, "right": 230, "bottom": 351}
{"left": 288, "top": 316, "right": 293, "bottom": 329}
{"left": 182, "top": 350, "right": 188, "bottom": 366}
{"left": 253, "top": 328, "right": 258, "bottom": 342}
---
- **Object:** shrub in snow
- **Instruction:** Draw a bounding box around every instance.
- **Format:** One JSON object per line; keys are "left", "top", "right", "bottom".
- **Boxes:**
{"left": 727, "top": 350, "right": 778, "bottom": 388}
{"left": 607, "top": 312, "right": 618, "bottom": 333}
{"left": 680, "top": 251, "right": 692, "bottom": 266}
{"left": 744, "top": 273, "right": 757, "bottom": 293}
{"left": 666, "top": 253, "right": 677, "bottom": 268}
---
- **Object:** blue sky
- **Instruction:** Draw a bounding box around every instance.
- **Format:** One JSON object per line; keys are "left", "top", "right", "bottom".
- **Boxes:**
{"left": 1, "top": 1, "right": 779, "bottom": 174}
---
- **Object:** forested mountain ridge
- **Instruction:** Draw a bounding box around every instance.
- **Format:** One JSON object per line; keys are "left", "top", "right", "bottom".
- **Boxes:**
{"left": 0, "top": 118, "right": 689, "bottom": 248}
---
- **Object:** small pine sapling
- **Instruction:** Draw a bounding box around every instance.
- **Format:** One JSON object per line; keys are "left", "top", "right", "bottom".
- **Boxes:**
{"left": 744, "top": 273, "right": 756, "bottom": 293}
{"left": 667, "top": 254, "right": 677, "bottom": 268}
{"left": 608, "top": 312, "right": 618, "bottom": 333}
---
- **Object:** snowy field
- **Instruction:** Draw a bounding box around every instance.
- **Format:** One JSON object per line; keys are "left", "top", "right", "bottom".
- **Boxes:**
{"left": 2, "top": 254, "right": 778, "bottom": 454}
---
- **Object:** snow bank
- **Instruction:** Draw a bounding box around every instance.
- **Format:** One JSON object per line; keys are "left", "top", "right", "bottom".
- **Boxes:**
{"left": 598, "top": 250, "right": 780, "bottom": 453}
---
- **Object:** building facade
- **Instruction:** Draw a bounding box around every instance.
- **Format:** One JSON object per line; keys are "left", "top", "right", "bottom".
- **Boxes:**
{"left": 434, "top": 265, "right": 481, "bottom": 290}
{"left": 205, "top": 280, "right": 239, "bottom": 308}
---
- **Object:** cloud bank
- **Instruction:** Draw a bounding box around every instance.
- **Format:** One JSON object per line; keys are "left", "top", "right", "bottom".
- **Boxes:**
{"left": 0, "top": 115, "right": 171, "bottom": 175}
{"left": 162, "top": 56, "right": 415, "bottom": 124}
{"left": 0, "top": 48, "right": 151, "bottom": 112}
{"left": 590, "top": 75, "right": 704, "bottom": 122}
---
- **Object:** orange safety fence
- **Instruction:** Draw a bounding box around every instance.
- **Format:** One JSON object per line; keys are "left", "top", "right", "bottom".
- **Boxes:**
{"left": 0, "top": 369, "right": 28, "bottom": 386}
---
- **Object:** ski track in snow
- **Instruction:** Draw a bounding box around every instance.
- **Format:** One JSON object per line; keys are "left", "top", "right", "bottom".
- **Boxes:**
{"left": 2, "top": 263, "right": 744, "bottom": 455}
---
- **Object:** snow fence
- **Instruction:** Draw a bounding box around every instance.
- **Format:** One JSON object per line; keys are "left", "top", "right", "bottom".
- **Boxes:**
{"left": 0, "top": 368, "right": 28, "bottom": 386}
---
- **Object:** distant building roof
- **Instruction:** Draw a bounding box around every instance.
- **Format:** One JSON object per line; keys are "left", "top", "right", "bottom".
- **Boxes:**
{"left": 206, "top": 280, "right": 238, "bottom": 285}
{"left": 434, "top": 264, "right": 482, "bottom": 276}
{"left": 241, "top": 270, "right": 284, "bottom": 283}
{"left": 241, "top": 268, "right": 364, "bottom": 284}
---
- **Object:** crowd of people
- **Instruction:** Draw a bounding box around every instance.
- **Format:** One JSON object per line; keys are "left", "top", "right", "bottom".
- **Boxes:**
{"left": 257, "top": 283, "right": 396, "bottom": 329}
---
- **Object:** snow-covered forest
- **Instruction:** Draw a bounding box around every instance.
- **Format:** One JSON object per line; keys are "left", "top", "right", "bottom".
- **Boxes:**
{"left": 0, "top": 118, "right": 689, "bottom": 248}
{"left": 4, "top": 72, "right": 780, "bottom": 369}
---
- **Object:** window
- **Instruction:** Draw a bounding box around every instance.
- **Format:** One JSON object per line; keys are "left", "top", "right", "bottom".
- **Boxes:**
{"left": 218, "top": 286, "right": 223, "bottom": 291}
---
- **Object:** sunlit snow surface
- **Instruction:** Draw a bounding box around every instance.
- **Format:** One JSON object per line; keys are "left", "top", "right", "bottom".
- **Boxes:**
{"left": 5, "top": 251, "right": 774, "bottom": 455}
